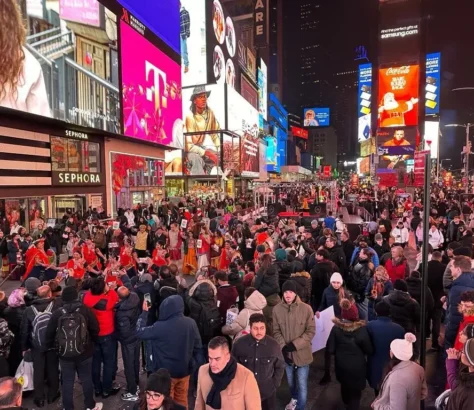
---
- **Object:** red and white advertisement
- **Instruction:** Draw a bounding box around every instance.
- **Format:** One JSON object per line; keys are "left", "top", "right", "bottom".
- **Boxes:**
{"left": 291, "top": 126, "right": 308, "bottom": 140}
{"left": 414, "top": 150, "right": 429, "bottom": 187}
{"left": 378, "top": 64, "right": 419, "bottom": 128}
{"left": 323, "top": 166, "right": 331, "bottom": 177}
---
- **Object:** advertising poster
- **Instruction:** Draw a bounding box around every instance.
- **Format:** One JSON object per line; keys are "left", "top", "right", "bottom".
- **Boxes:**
{"left": 258, "top": 142, "right": 268, "bottom": 180}
{"left": 241, "top": 76, "right": 259, "bottom": 110}
{"left": 278, "top": 134, "right": 287, "bottom": 170}
{"left": 303, "top": 108, "right": 330, "bottom": 127}
{"left": 265, "top": 135, "right": 278, "bottom": 172}
{"left": 165, "top": 149, "right": 183, "bottom": 176}
{"left": 223, "top": 135, "right": 240, "bottom": 173}
{"left": 118, "top": 0, "right": 180, "bottom": 55}
{"left": 378, "top": 64, "right": 420, "bottom": 128}
{"left": 121, "top": 21, "right": 183, "bottom": 148}
{"left": 377, "top": 127, "right": 416, "bottom": 156}
{"left": 258, "top": 59, "right": 268, "bottom": 122}
{"left": 425, "top": 52, "right": 441, "bottom": 115}
{"left": 414, "top": 150, "right": 429, "bottom": 187}
{"left": 180, "top": 0, "right": 208, "bottom": 87}
{"left": 0, "top": 1, "right": 119, "bottom": 132}
{"left": 358, "top": 63, "right": 372, "bottom": 142}
{"left": 424, "top": 121, "right": 440, "bottom": 159}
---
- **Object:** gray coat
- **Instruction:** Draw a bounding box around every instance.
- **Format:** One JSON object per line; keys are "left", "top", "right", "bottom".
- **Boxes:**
{"left": 373, "top": 361, "right": 427, "bottom": 410}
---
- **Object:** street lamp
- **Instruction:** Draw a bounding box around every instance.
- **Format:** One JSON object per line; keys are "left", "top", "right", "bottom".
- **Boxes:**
{"left": 445, "top": 124, "right": 474, "bottom": 193}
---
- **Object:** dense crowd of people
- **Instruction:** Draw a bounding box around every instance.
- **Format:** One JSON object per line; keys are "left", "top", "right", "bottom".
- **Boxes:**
{"left": 0, "top": 188, "right": 472, "bottom": 409}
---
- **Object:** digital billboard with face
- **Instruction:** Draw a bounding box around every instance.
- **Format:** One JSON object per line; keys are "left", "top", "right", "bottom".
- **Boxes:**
{"left": 378, "top": 65, "right": 419, "bottom": 128}
{"left": 358, "top": 63, "right": 372, "bottom": 142}
{"left": 303, "top": 108, "right": 330, "bottom": 127}
{"left": 121, "top": 21, "right": 183, "bottom": 148}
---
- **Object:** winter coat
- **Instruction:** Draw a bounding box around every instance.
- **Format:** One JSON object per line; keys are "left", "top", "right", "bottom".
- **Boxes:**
{"left": 216, "top": 284, "right": 239, "bottom": 323}
{"left": 391, "top": 227, "right": 409, "bottom": 244}
{"left": 136, "top": 295, "right": 202, "bottom": 377}
{"left": 445, "top": 272, "right": 474, "bottom": 347}
{"left": 135, "top": 280, "right": 158, "bottom": 325}
{"left": 406, "top": 277, "right": 435, "bottom": 314}
{"left": 262, "top": 293, "right": 281, "bottom": 337}
{"left": 319, "top": 286, "right": 344, "bottom": 318}
{"left": 194, "top": 363, "right": 261, "bottom": 410}
{"left": 383, "top": 290, "right": 420, "bottom": 333}
{"left": 232, "top": 335, "right": 285, "bottom": 401}
{"left": 272, "top": 296, "right": 316, "bottom": 366}
{"left": 7, "top": 241, "right": 19, "bottom": 264}
{"left": 289, "top": 271, "right": 312, "bottom": 304}
{"left": 350, "top": 246, "right": 380, "bottom": 268}
{"left": 115, "top": 292, "right": 140, "bottom": 345}
{"left": 428, "top": 228, "right": 444, "bottom": 249}
{"left": 326, "top": 245, "right": 348, "bottom": 275}
{"left": 83, "top": 288, "right": 119, "bottom": 337}
{"left": 311, "top": 259, "right": 337, "bottom": 309}
{"left": 385, "top": 257, "right": 410, "bottom": 283}
{"left": 222, "top": 291, "right": 267, "bottom": 338}
{"left": 341, "top": 239, "right": 355, "bottom": 266}
{"left": 326, "top": 318, "right": 374, "bottom": 391}
{"left": 365, "top": 278, "right": 393, "bottom": 321}
{"left": 254, "top": 265, "right": 280, "bottom": 297}
{"left": 45, "top": 301, "right": 99, "bottom": 362}
{"left": 374, "top": 242, "right": 391, "bottom": 259}
{"left": 446, "top": 368, "right": 474, "bottom": 410}
{"left": 274, "top": 261, "right": 292, "bottom": 292}
{"left": 373, "top": 360, "right": 427, "bottom": 410}
{"left": 347, "top": 259, "right": 374, "bottom": 303}
{"left": 366, "top": 317, "right": 405, "bottom": 390}
{"left": 427, "top": 260, "right": 447, "bottom": 308}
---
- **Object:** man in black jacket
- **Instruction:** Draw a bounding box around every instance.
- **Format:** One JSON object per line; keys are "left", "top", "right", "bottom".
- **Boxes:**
{"left": 20, "top": 285, "right": 61, "bottom": 407}
{"left": 115, "top": 274, "right": 141, "bottom": 402}
{"left": 45, "top": 286, "right": 101, "bottom": 410}
{"left": 427, "top": 251, "right": 447, "bottom": 349}
{"left": 324, "top": 236, "right": 347, "bottom": 277}
{"left": 232, "top": 313, "right": 285, "bottom": 410}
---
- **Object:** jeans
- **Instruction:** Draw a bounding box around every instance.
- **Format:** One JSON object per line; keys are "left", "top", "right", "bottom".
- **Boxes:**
{"left": 171, "top": 375, "right": 190, "bottom": 409}
{"left": 181, "top": 37, "right": 189, "bottom": 67}
{"left": 61, "top": 357, "right": 95, "bottom": 410}
{"left": 32, "top": 349, "right": 60, "bottom": 401}
{"left": 356, "top": 299, "right": 368, "bottom": 321}
{"left": 121, "top": 340, "right": 140, "bottom": 395}
{"left": 285, "top": 364, "right": 309, "bottom": 410}
{"left": 92, "top": 334, "right": 117, "bottom": 394}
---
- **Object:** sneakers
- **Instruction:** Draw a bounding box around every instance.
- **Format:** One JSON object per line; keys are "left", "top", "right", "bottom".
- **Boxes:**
{"left": 121, "top": 392, "right": 139, "bottom": 402}
{"left": 285, "top": 398, "right": 298, "bottom": 410}
{"left": 102, "top": 385, "right": 121, "bottom": 399}
{"left": 87, "top": 404, "right": 103, "bottom": 410}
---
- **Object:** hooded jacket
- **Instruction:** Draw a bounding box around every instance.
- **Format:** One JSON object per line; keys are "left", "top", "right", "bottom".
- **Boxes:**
{"left": 289, "top": 271, "right": 312, "bottom": 304}
{"left": 254, "top": 265, "right": 280, "bottom": 297}
{"left": 347, "top": 259, "right": 373, "bottom": 303}
{"left": 136, "top": 295, "right": 202, "bottom": 377}
{"left": 222, "top": 291, "right": 267, "bottom": 338}
{"left": 83, "top": 288, "right": 119, "bottom": 336}
{"left": 115, "top": 292, "right": 140, "bottom": 345}
{"left": 326, "top": 244, "right": 348, "bottom": 274}
{"left": 383, "top": 290, "right": 420, "bottom": 333}
{"left": 274, "top": 260, "right": 292, "bottom": 292}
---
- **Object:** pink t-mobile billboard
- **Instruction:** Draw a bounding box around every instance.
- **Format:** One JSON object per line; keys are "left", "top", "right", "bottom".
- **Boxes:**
{"left": 59, "top": 0, "right": 101, "bottom": 27}
{"left": 120, "top": 21, "right": 183, "bottom": 148}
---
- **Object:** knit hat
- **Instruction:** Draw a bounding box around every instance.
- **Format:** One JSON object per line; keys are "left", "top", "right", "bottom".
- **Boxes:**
{"left": 375, "top": 233, "right": 383, "bottom": 241}
{"left": 256, "top": 244, "right": 266, "bottom": 253}
{"left": 146, "top": 368, "right": 171, "bottom": 396}
{"left": 340, "top": 298, "right": 359, "bottom": 322}
{"left": 282, "top": 280, "right": 297, "bottom": 294}
{"left": 25, "top": 277, "right": 41, "bottom": 293}
{"left": 140, "top": 274, "right": 153, "bottom": 283}
{"left": 330, "top": 272, "right": 343, "bottom": 284}
{"left": 464, "top": 339, "right": 474, "bottom": 367}
{"left": 453, "top": 247, "right": 472, "bottom": 257}
{"left": 275, "top": 248, "right": 287, "bottom": 261}
{"left": 391, "top": 333, "right": 417, "bottom": 361}
{"left": 393, "top": 279, "right": 408, "bottom": 292}
{"left": 61, "top": 286, "right": 78, "bottom": 303}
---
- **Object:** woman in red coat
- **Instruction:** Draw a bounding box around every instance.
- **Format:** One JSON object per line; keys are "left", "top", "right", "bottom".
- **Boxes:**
{"left": 384, "top": 246, "right": 410, "bottom": 283}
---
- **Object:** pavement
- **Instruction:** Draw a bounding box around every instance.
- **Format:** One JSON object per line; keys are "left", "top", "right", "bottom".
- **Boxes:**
{"left": 0, "top": 240, "right": 443, "bottom": 410}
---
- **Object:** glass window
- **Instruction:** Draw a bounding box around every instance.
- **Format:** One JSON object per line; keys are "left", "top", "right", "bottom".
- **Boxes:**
{"left": 51, "top": 137, "right": 101, "bottom": 173}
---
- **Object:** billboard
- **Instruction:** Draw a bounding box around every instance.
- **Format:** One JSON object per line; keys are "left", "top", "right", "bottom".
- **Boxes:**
{"left": 265, "top": 135, "right": 279, "bottom": 173}
{"left": 377, "top": 127, "right": 416, "bottom": 156}
{"left": 241, "top": 76, "right": 258, "bottom": 109}
{"left": 164, "top": 149, "right": 183, "bottom": 176}
{"left": 291, "top": 126, "right": 308, "bottom": 139}
{"left": 258, "top": 59, "right": 268, "bottom": 122}
{"left": 258, "top": 142, "right": 268, "bottom": 180}
{"left": 378, "top": 65, "right": 419, "bottom": 128}
{"left": 358, "top": 63, "right": 372, "bottom": 142}
{"left": 118, "top": 0, "right": 180, "bottom": 55}
{"left": 425, "top": 52, "right": 441, "bottom": 115}
{"left": 180, "top": 0, "right": 208, "bottom": 87}
{"left": 121, "top": 21, "right": 183, "bottom": 148}
{"left": 223, "top": 134, "right": 240, "bottom": 174}
{"left": 303, "top": 108, "right": 330, "bottom": 127}
{"left": 424, "top": 121, "right": 440, "bottom": 159}
{"left": 0, "top": 1, "right": 120, "bottom": 132}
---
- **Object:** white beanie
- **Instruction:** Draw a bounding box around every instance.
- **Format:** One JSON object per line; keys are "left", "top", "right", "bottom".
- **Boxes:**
{"left": 330, "top": 272, "right": 343, "bottom": 284}
{"left": 390, "top": 333, "right": 417, "bottom": 361}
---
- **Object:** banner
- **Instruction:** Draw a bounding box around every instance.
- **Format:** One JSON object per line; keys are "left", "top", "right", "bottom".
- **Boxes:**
{"left": 378, "top": 65, "right": 420, "bottom": 128}
{"left": 414, "top": 150, "right": 429, "bottom": 187}
{"left": 425, "top": 52, "right": 441, "bottom": 115}
{"left": 254, "top": 0, "right": 267, "bottom": 47}
{"left": 358, "top": 63, "right": 372, "bottom": 142}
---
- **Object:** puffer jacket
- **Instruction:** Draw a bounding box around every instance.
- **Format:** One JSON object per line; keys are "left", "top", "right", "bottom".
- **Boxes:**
{"left": 385, "top": 257, "right": 410, "bottom": 283}
{"left": 289, "top": 271, "right": 312, "bottom": 304}
{"left": 254, "top": 265, "right": 280, "bottom": 297}
{"left": 346, "top": 259, "right": 374, "bottom": 303}
{"left": 115, "top": 292, "right": 140, "bottom": 345}
{"left": 222, "top": 291, "right": 267, "bottom": 338}
{"left": 272, "top": 296, "right": 316, "bottom": 366}
{"left": 383, "top": 290, "right": 420, "bottom": 333}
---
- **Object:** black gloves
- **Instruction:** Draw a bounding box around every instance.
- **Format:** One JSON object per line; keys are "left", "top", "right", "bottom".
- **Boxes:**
{"left": 283, "top": 342, "right": 297, "bottom": 353}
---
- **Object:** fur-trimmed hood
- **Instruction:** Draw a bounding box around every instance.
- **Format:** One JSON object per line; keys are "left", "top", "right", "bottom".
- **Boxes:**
{"left": 332, "top": 317, "right": 366, "bottom": 332}
{"left": 188, "top": 279, "right": 217, "bottom": 298}
{"left": 458, "top": 303, "right": 474, "bottom": 317}
{"left": 291, "top": 271, "right": 310, "bottom": 279}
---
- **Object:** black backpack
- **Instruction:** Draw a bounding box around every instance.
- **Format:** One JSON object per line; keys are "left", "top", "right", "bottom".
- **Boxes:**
{"left": 55, "top": 307, "right": 89, "bottom": 358}
{"left": 31, "top": 302, "right": 54, "bottom": 351}
{"left": 198, "top": 304, "right": 222, "bottom": 342}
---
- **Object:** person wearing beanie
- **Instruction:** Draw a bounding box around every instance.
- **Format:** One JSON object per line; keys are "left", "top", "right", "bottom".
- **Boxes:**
{"left": 383, "top": 279, "right": 420, "bottom": 334}
{"left": 327, "top": 297, "right": 373, "bottom": 410}
{"left": 272, "top": 280, "right": 315, "bottom": 410}
{"left": 366, "top": 301, "right": 405, "bottom": 394}
{"left": 445, "top": 256, "right": 474, "bottom": 348}
{"left": 373, "top": 333, "right": 427, "bottom": 410}
{"left": 134, "top": 368, "right": 185, "bottom": 410}
{"left": 45, "top": 286, "right": 100, "bottom": 410}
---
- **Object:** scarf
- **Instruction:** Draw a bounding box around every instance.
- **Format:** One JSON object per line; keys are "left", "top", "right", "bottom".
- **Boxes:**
{"left": 206, "top": 357, "right": 238, "bottom": 409}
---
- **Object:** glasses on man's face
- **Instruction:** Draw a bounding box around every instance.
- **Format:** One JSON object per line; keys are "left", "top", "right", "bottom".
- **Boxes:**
{"left": 146, "top": 391, "right": 163, "bottom": 401}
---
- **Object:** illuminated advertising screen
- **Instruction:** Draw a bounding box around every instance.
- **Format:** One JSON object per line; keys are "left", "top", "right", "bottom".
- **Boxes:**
{"left": 121, "top": 21, "right": 182, "bottom": 148}
{"left": 378, "top": 65, "right": 420, "bottom": 128}
{"left": 241, "top": 76, "right": 258, "bottom": 110}
{"left": 424, "top": 121, "right": 440, "bottom": 159}
{"left": 165, "top": 149, "right": 183, "bottom": 176}
{"left": 0, "top": 0, "right": 120, "bottom": 132}
{"left": 182, "top": 84, "right": 225, "bottom": 176}
{"left": 377, "top": 127, "right": 416, "bottom": 155}
{"left": 425, "top": 52, "right": 441, "bottom": 115}
{"left": 118, "top": 0, "right": 180, "bottom": 55}
{"left": 265, "top": 135, "right": 279, "bottom": 173}
{"left": 258, "top": 142, "right": 268, "bottom": 180}
{"left": 180, "top": 0, "right": 208, "bottom": 87}
{"left": 358, "top": 63, "right": 372, "bottom": 142}
{"left": 303, "top": 108, "right": 330, "bottom": 127}
{"left": 291, "top": 126, "right": 308, "bottom": 140}
{"left": 278, "top": 133, "right": 287, "bottom": 169}
{"left": 223, "top": 134, "right": 240, "bottom": 174}
{"left": 258, "top": 59, "right": 268, "bottom": 122}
